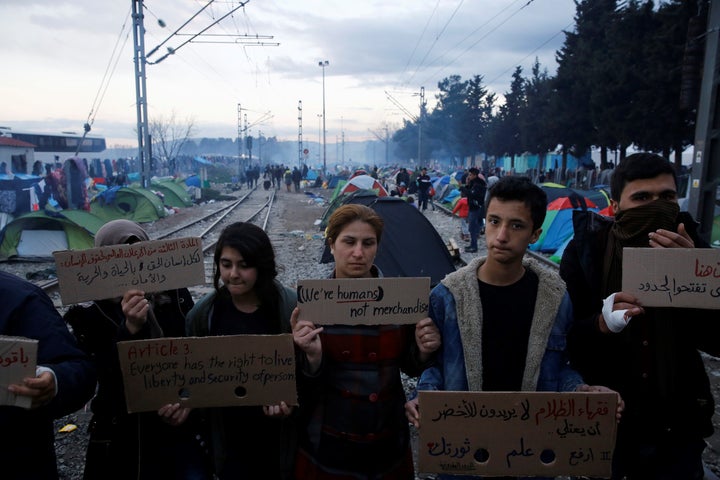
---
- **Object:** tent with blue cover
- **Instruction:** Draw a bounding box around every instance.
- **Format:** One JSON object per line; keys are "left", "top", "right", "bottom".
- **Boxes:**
{"left": 90, "top": 186, "right": 167, "bottom": 223}
{"left": 530, "top": 194, "right": 599, "bottom": 253}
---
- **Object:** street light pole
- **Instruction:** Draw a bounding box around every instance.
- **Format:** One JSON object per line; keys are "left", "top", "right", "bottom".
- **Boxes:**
{"left": 317, "top": 114, "right": 322, "bottom": 163}
{"left": 319, "top": 60, "right": 329, "bottom": 175}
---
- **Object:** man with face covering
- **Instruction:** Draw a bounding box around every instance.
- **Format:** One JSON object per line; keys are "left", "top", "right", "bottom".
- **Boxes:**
{"left": 560, "top": 152, "right": 720, "bottom": 479}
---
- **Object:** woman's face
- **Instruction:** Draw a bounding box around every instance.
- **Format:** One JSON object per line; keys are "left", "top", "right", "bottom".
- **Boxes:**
{"left": 330, "top": 220, "right": 378, "bottom": 278}
{"left": 218, "top": 246, "right": 258, "bottom": 299}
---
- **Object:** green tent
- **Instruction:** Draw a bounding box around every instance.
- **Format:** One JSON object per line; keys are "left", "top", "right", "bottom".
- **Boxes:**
{"left": 90, "top": 186, "right": 167, "bottom": 223}
{"left": 0, "top": 210, "right": 106, "bottom": 261}
{"left": 151, "top": 179, "right": 193, "bottom": 208}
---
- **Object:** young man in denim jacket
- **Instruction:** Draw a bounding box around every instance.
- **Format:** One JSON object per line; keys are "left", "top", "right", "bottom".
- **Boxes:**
{"left": 406, "top": 176, "right": 617, "bottom": 479}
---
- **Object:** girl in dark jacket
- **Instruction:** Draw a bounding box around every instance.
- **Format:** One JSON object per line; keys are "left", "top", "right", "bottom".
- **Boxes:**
{"left": 64, "top": 219, "right": 209, "bottom": 480}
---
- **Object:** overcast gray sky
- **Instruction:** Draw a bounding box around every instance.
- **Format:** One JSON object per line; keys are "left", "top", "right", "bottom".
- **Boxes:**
{"left": 0, "top": 0, "right": 577, "bottom": 147}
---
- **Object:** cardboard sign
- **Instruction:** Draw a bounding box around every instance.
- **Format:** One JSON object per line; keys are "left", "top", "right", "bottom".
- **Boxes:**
{"left": 296, "top": 277, "right": 430, "bottom": 325}
{"left": 0, "top": 336, "right": 38, "bottom": 409}
{"left": 53, "top": 237, "right": 206, "bottom": 304}
{"left": 117, "top": 334, "right": 296, "bottom": 413}
{"left": 418, "top": 391, "right": 617, "bottom": 478}
{"left": 622, "top": 248, "right": 720, "bottom": 309}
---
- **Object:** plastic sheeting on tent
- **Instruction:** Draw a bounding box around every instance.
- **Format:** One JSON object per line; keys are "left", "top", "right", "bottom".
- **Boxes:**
{"left": 151, "top": 179, "right": 193, "bottom": 208}
{"left": 530, "top": 194, "right": 599, "bottom": 253}
{"left": 90, "top": 186, "right": 167, "bottom": 223}
{"left": 319, "top": 195, "right": 456, "bottom": 286}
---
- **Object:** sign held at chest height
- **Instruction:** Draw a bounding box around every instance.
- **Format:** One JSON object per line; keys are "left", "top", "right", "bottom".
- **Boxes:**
{"left": 117, "top": 334, "right": 297, "bottom": 413}
{"left": 296, "top": 277, "right": 430, "bottom": 325}
{"left": 622, "top": 248, "right": 720, "bottom": 309}
{"left": 418, "top": 391, "right": 617, "bottom": 478}
{"left": 53, "top": 237, "right": 206, "bottom": 304}
{"left": 0, "top": 336, "right": 38, "bottom": 409}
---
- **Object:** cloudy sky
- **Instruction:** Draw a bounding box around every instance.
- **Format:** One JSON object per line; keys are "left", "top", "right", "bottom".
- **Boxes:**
{"left": 1, "top": 0, "right": 577, "bottom": 149}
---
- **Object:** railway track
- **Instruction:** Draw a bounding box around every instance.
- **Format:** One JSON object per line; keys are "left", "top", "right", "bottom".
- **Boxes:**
{"left": 34, "top": 187, "right": 277, "bottom": 296}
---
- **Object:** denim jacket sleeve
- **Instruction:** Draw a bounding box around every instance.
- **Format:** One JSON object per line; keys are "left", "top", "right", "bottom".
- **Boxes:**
{"left": 416, "top": 284, "right": 469, "bottom": 393}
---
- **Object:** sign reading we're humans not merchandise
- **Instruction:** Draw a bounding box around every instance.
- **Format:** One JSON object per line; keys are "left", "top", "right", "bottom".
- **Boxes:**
{"left": 295, "top": 277, "right": 430, "bottom": 325}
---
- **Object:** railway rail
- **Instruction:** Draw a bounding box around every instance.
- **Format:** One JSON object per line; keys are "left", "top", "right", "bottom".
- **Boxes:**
{"left": 33, "top": 187, "right": 276, "bottom": 296}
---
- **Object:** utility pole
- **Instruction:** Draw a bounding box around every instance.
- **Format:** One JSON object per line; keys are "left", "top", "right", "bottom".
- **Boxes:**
{"left": 298, "top": 100, "right": 303, "bottom": 168}
{"left": 341, "top": 116, "right": 345, "bottom": 164}
{"left": 237, "top": 103, "right": 244, "bottom": 176}
{"left": 131, "top": 0, "right": 151, "bottom": 188}
{"left": 319, "top": 60, "right": 329, "bottom": 175}
{"left": 689, "top": 0, "right": 720, "bottom": 244}
{"left": 418, "top": 86, "right": 426, "bottom": 167}
{"left": 385, "top": 124, "right": 389, "bottom": 165}
{"left": 131, "top": 0, "right": 272, "bottom": 188}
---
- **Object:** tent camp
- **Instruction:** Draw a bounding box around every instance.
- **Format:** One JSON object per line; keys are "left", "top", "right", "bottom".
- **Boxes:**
{"left": 319, "top": 195, "right": 456, "bottom": 286}
{"left": 0, "top": 209, "right": 106, "bottom": 261}
{"left": 151, "top": 179, "right": 193, "bottom": 208}
{"left": 90, "top": 186, "right": 167, "bottom": 223}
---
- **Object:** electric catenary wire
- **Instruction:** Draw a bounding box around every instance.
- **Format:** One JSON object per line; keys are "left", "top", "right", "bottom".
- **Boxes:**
{"left": 78, "top": 6, "right": 132, "bottom": 154}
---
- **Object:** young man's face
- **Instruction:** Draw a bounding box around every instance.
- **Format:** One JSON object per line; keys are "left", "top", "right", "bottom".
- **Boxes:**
{"left": 612, "top": 173, "right": 677, "bottom": 213}
{"left": 485, "top": 198, "right": 541, "bottom": 265}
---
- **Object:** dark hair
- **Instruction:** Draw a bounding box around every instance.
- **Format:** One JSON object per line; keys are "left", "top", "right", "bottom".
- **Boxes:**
{"left": 213, "top": 222, "right": 279, "bottom": 313}
{"left": 611, "top": 153, "right": 677, "bottom": 201}
{"left": 486, "top": 176, "right": 547, "bottom": 230}
{"left": 468, "top": 167, "right": 480, "bottom": 175}
{"left": 326, "top": 204, "right": 384, "bottom": 246}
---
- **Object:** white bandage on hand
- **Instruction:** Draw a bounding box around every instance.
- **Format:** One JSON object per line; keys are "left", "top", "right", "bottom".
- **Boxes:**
{"left": 602, "top": 293, "right": 630, "bottom": 333}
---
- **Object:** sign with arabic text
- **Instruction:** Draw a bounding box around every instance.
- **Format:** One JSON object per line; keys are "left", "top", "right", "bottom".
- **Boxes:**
{"left": 53, "top": 237, "right": 206, "bottom": 304}
{"left": 117, "top": 334, "right": 297, "bottom": 413}
{"left": 418, "top": 391, "right": 617, "bottom": 478}
{"left": 0, "top": 336, "right": 38, "bottom": 409}
{"left": 296, "top": 277, "right": 430, "bottom": 325}
{"left": 622, "top": 248, "right": 720, "bottom": 309}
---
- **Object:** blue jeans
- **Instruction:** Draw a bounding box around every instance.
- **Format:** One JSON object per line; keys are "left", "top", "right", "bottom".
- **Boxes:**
{"left": 467, "top": 208, "right": 482, "bottom": 249}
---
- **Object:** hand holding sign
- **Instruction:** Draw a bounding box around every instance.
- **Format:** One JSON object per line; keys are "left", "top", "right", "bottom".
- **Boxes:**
{"left": 8, "top": 370, "right": 55, "bottom": 409}
{"left": 291, "top": 307, "right": 323, "bottom": 374}
{"left": 415, "top": 318, "right": 441, "bottom": 360}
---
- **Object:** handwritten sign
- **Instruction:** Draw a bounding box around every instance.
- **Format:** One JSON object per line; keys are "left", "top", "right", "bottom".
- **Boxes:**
{"left": 296, "top": 277, "right": 430, "bottom": 325}
{"left": 622, "top": 248, "right": 720, "bottom": 309}
{"left": 53, "top": 237, "right": 206, "bottom": 304}
{"left": 0, "top": 336, "right": 38, "bottom": 409}
{"left": 418, "top": 391, "right": 617, "bottom": 478}
{"left": 117, "top": 334, "right": 296, "bottom": 413}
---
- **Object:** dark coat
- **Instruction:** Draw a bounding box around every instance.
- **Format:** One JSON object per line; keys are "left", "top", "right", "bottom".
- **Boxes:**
{"left": 0, "top": 272, "right": 95, "bottom": 480}
{"left": 560, "top": 210, "right": 720, "bottom": 440}
{"left": 64, "top": 288, "right": 207, "bottom": 480}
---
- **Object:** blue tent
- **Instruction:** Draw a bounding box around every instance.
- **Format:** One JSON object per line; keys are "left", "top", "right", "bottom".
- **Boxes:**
{"left": 530, "top": 195, "right": 599, "bottom": 253}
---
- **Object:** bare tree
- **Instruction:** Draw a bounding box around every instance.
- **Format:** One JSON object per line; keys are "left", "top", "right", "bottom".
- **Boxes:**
{"left": 149, "top": 110, "right": 196, "bottom": 175}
